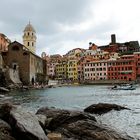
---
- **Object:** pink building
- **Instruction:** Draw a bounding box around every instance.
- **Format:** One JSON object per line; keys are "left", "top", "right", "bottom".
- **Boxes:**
{"left": 84, "top": 61, "right": 108, "bottom": 81}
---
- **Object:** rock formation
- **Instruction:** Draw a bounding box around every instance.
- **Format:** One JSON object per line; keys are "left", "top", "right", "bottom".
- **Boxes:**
{"left": 84, "top": 103, "right": 129, "bottom": 115}
{"left": 0, "top": 102, "right": 134, "bottom": 140}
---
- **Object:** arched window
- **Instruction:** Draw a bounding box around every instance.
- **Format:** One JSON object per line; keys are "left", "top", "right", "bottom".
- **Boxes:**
{"left": 32, "top": 42, "right": 34, "bottom": 46}
{"left": 28, "top": 42, "right": 30, "bottom": 46}
{"left": 28, "top": 32, "right": 30, "bottom": 36}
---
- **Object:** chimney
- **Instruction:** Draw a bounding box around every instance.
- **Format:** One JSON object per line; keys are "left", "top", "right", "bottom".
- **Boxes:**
{"left": 111, "top": 34, "right": 116, "bottom": 44}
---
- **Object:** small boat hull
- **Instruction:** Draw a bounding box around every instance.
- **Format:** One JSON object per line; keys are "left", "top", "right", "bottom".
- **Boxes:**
{"left": 111, "top": 84, "right": 136, "bottom": 90}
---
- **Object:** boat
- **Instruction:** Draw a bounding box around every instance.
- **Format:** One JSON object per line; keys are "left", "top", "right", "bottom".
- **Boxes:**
{"left": 111, "top": 84, "right": 136, "bottom": 90}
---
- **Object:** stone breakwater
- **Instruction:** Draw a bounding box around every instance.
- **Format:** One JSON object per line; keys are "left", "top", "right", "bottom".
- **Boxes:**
{"left": 0, "top": 102, "right": 134, "bottom": 140}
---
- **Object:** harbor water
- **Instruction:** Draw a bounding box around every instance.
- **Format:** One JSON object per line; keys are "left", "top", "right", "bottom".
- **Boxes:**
{"left": 8, "top": 85, "right": 140, "bottom": 139}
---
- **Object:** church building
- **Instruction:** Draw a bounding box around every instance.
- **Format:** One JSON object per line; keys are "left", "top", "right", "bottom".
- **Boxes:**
{"left": 2, "top": 22, "right": 47, "bottom": 85}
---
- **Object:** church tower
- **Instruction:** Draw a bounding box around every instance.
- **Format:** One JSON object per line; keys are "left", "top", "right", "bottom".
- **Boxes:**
{"left": 23, "top": 22, "right": 36, "bottom": 53}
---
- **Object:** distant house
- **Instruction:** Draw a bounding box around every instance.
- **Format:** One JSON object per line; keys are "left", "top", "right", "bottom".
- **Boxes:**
{"left": 2, "top": 41, "right": 47, "bottom": 85}
{"left": 0, "top": 33, "right": 11, "bottom": 52}
{"left": 99, "top": 34, "right": 140, "bottom": 55}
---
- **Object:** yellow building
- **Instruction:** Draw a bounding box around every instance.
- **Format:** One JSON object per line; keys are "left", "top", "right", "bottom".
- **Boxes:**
{"left": 67, "top": 58, "right": 78, "bottom": 81}
{"left": 55, "top": 61, "right": 67, "bottom": 80}
{"left": 23, "top": 22, "right": 37, "bottom": 54}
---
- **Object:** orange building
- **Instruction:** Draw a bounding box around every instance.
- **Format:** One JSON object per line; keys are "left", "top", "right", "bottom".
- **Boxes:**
{"left": 0, "top": 33, "right": 11, "bottom": 52}
{"left": 134, "top": 52, "right": 140, "bottom": 80}
{"left": 108, "top": 55, "right": 137, "bottom": 81}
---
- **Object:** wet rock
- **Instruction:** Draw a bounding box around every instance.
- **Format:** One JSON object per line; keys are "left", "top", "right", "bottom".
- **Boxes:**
{"left": 58, "top": 120, "right": 133, "bottom": 140}
{"left": 36, "top": 107, "right": 96, "bottom": 130}
{"left": 0, "top": 119, "right": 16, "bottom": 140}
{"left": 0, "top": 94, "right": 5, "bottom": 98}
{"left": 84, "top": 103, "right": 129, "bottom": 115}
{"left": 36, "top": 107, "right": 133, "bottom": 140}
{"left": 0, "top": 87, "right": 9, "bottom": 92}
{"left": 36, "top": 114, "right": 47, "bottom": 130}
{"left": 8, "top": 106, "right": 48, "bottom": 140}
{"left": 47, "top": 133, "right": 62, "bottom": 140}
{"left": 0, "top": 102, "right": 13, "bottom": 120}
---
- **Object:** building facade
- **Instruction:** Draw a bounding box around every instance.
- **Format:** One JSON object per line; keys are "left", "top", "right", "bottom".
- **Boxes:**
{"left": 23, "top": 22, "right": 37, "bottom": 54}
{"left": 84, "top": 61, "right": 108, "bottom": 81}
{"left": 2, "top": 41, "right": 46, "bottom": 84}
{"left": 107, "top": 55, "right": 136, "bottom": 81}
{"left": 133, "top": 52, "right": 140, "bottom": 81}
{"left": 0, "top": 33, "right": 11, "bottom": 52}
{"left": 55, "top": 61, "right": 67, "bottom": 80}
{"left": 67, "top": 58, "right": 78, "bottom": 81}
{"left": 99, "top": 34, "right": 140, "bottom": 55}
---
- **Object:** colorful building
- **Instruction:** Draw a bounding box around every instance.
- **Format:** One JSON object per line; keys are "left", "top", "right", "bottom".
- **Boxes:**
{"left": 134, "top": 52, "right": 140, "bottom": 80}
{"left": 84, "top": 60, "right": 108, "bottom": 81}
{"left": 99, "top": 34, "right": 140, "bottom": 55}
{"left": 67, "top": 58, "right": 78, "bottom": 81}
{"left": 65, "top": 48, "right": 85, "bottom": 58}
{"left": 84, "top": 43, "right": 110, "bottom": 60}
{"left": 107, "top": 55, "right": 136, "bottom": 81}
{"left": 77, "top": 60, "right": 84, "bottom": 82}
{"left": 55, "top": 61, "right": 67, "bottom": 80}
{"left": 47, "top": 54, "right": 62, "bottom": 79}
{"left": 0, "top": 33, "right": 11, "bottom": 52}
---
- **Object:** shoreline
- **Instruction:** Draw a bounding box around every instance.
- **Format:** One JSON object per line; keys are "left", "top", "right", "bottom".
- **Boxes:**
{"left": 0, "top": 102, "right": 134, "bottom": 140}
{"left": 0, "top": 85, "right": 139, "bottom": 139}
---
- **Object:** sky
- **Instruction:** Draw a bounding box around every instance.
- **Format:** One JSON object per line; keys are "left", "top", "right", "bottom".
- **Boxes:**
{"left": 0, "top": 0, "right": 140, "bottom": 56}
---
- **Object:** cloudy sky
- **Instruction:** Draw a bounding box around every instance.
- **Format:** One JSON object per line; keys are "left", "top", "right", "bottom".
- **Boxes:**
{"left": 0, "top": 0, "right": 140, "bottom": 56}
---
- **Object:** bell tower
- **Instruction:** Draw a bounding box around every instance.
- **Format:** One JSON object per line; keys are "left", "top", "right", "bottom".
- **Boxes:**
{"left": 23, "top": 22, "right": 36, "bottom": 53}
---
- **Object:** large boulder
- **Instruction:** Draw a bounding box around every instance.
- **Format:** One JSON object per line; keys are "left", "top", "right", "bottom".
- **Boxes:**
{"left": 56, "top": 120, "right": 133, "bottom": 140}
{"left": 0, "top": 102, "right": 13, "bottom": 120}
{"left": 8, "top": 106, "right": 48, "bottom": 140}
{"left": 36, "top": 107, "right": 96, "bottom": 130}
{"left": 0, "top": 103, "right": 48, "bottom": 140}
{"left": 0, "top": 87, "right": 9, "bottom": 92}
{"left": 84, "top": 103, "right": 129, "bottom": 115}
{"left": 0, "top": 119, "right": 16, "bottom": 140}
{"left": 36, "top": 107, "right": 133, "bottom": 140}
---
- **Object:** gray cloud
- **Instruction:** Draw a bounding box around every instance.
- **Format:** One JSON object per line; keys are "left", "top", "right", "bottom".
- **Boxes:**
{"left": 0, "top": 0, "right": 139, "bottom": 55}
{"left": 0, "top": 0, "right": 94, "bottom": 34}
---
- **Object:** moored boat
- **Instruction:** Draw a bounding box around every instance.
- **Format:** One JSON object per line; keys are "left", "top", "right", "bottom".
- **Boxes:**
{"left": 111, "top": 84, "right": 136, "bottom": 90}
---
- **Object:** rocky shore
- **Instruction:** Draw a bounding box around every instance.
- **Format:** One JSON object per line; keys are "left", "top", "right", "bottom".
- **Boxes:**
{"left": 0, "top": 102, "right": 134, "bottom": 140}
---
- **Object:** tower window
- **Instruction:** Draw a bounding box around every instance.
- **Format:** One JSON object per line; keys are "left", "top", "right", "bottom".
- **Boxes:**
{"left": 32, "top": 42, "right": 34, "bottom": 46}
{"left": 32, "top": 33, "right": 33, "bottom": 36}
{"left": 28, "top": 42, "right": 29, "bottom": 46}
{"left": 28, "top": 32, "right": 30, "bottom": 36}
